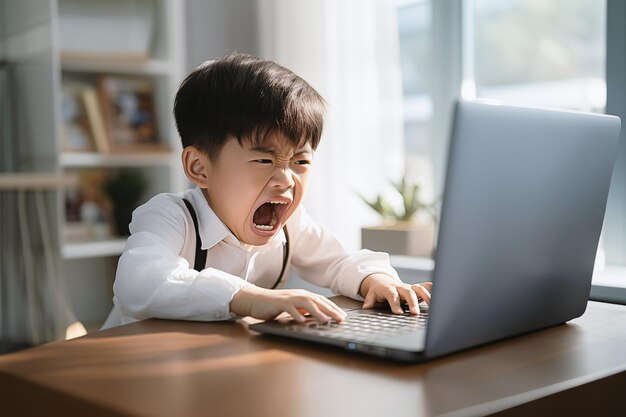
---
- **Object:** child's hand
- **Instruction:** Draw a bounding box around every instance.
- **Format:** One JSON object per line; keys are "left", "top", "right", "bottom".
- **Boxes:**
{"left": 359, "top": 273, "right": 432, "bottom": 315}
{"left": 230, "top": 286, "right": 347, "bottom": 323}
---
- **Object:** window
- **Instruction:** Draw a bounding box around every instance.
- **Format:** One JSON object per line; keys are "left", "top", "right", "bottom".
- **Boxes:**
{"left": 397, "top": 0, "right": 625, "bottom": 299}
{"left": 468, "top": 0, "right": 618, "bottom": 297}
{"left": 397, "top": 0, "right": 606, "bottom": 183}
{"left": 397, "top": 0, "right": 435, "bottom": 202}
{"left": 472, "top": 0, "right": 606, "bottom": 112}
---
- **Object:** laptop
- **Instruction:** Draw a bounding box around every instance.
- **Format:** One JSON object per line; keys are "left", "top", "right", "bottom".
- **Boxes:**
{"left": 250, "top": 100, "right": 622, "bottom": 362}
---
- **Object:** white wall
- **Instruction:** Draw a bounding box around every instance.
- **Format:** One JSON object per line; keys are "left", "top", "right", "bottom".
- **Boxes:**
{"left": 184, "top": 0, "right": 259, "bottom": 70}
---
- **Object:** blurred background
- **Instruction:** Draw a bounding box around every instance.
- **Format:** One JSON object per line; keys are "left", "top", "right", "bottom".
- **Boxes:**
{"left": 1, "top": 0, "right": 623, "bottom": 350}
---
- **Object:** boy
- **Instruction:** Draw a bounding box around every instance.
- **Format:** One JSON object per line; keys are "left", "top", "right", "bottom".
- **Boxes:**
{"left": 102, "top": 53, "right": 431, "bottom": 329}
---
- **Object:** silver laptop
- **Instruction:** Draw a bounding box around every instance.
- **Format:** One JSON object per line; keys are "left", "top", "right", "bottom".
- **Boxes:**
{"left": 250, "top": 100, "right": 621, "bottom": 362}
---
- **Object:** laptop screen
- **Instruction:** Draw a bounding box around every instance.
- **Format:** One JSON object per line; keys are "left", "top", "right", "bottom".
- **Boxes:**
{"left": 425, "top": 100, "right": 621, "bottom": 358}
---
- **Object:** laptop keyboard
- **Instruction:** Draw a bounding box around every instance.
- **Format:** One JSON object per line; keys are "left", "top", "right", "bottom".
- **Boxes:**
{"left": 285, "top": 308, "right": 429, "bottom": 343}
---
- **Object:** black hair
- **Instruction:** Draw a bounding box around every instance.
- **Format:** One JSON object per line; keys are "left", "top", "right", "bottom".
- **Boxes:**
{"left": 174, "top": 53, "right": 326, "bottom": 161}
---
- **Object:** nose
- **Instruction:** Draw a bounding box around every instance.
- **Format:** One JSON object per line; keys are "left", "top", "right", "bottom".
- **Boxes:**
{"left": 271, "top": 166, "right": 295, "bottom": 189}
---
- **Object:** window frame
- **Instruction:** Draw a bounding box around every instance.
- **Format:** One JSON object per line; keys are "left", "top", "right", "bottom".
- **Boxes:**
{"left": 596, "top": 0, "right": 626, "bottom": 303}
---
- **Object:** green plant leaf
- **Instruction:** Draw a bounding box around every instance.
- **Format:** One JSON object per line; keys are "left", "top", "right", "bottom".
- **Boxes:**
{"left": 357, "top": 175, "right": 436, "bottom": 222}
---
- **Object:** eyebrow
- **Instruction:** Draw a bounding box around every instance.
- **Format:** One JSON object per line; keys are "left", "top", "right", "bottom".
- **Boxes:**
{"left": 250, "top": 146, "right": 276, "bottom": 155}
{"left": 250, "top": 146, "right": 311, "bottom": 155}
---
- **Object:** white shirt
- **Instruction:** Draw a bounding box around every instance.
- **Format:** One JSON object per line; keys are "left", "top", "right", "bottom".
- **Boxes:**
{"left": 102, "top": 187, "right": 401, "bottom": 328}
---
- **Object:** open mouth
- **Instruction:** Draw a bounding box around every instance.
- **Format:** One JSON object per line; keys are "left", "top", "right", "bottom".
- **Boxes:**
{"left": 252, "top": 200, "right": 290, "bottom": 232}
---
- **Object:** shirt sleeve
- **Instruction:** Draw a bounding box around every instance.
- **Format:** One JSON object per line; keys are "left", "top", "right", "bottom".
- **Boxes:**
{"left": 113, "top": 193, "right": 251, "bottom": 322}
{"left": 287, "top": 206, "right": 402, "bottom": 300}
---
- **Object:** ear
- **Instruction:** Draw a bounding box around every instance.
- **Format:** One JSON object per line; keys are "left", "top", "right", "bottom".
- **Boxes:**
{"left": 182, "top": 146, "right": 211, "bottom": 188}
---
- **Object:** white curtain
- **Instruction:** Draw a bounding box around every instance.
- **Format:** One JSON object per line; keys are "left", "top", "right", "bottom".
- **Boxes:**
{"left": 258, "top": 0, "right": 405, "bottom": 250}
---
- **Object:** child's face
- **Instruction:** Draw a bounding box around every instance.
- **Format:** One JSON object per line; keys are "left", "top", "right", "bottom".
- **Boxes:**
{"left": 201, "top": 134, "right": 313, "bottom": 246}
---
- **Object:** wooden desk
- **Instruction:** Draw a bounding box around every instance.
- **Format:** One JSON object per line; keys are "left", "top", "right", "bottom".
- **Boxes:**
{"left": 1, "top": 299, "right": 625, "bottom": 417}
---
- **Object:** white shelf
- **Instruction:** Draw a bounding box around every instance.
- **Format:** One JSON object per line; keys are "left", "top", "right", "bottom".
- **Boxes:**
{"left": 60, "top": 152, "right": 175, "bottom": 167}
{"left": 0, "top": 172, "right": 78, "bottom": 190}
{"left": 52, "top": 1, "right": 184, "bottom": 268}
{"left": 61, "top": 57, "right": 173, "bottom": 75}
{"left": 62, "top": 238, "right": 127, "bottom": 259}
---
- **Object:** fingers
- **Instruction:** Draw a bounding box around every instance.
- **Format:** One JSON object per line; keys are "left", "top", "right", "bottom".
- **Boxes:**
{"left": 363, "top": 285, "right": 403, "bottom": 314}
{"left": 362, "top": 283, "right": 433, "bottom": 316}
{"left": 383, "top": 288, "right": 403, "bottom": 314}
{"left": 412, "top": 283, "right": 432, "bottom": 305}
{"left": 285, "top": 305, "right": 306, "bottom": 323}
{"left": 289, "top": 294, "right": 346, "bottom": 323}
{"left": 316, "top": 296, "right": 347, "bottom": 322}
{"left": 397, "top": 286, "right": 420, "bottom": 315}
{"left": 306, "top": 296, "right": 346, "bottom": 323}
{"left": 362, "top": 288, "right": 377, "bottom": 310}
{"left": 296, "top": 298, "right": 330, "bottom": 322}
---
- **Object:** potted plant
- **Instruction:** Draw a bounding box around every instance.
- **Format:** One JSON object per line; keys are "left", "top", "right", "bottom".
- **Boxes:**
{"left": 359, "top": 176, "right": 438, "bottom": 258}
{"left": 103, "top": 168, "right": 147, "bottom": 236}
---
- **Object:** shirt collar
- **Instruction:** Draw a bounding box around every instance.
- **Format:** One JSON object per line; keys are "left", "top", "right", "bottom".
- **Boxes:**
{"left": 188, "top": 187, "right": 286, "bottom": 252}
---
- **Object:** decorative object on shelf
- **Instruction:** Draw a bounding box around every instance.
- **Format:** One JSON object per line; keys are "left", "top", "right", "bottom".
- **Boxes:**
{"left": 98, "top": 75, "right": 167, "bottom": 153}
{"left": 359, "top": 176, "right": 438, "bottom": 258}
{"left": 103, "top": 168, "right": 147, "bottom": 236}
{"left": 64, "top": 169, "right": 113, "bottom": 241}
{"left": 58, "top": 0, "right": 155, "bottom": 63}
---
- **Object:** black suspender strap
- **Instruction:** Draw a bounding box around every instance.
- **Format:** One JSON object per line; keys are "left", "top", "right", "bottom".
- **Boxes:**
{"left": 182, "top": 198, "right": 207, "bottom": 272}
{"left": 271, "top": 225, "right": 290, "bottom": 289}
{"left": 182, "top": 198, "right": 291, "bottom": 285}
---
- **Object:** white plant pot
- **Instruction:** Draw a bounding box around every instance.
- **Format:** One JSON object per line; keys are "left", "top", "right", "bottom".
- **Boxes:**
{"left": 361, "top": 222, "right": 435, "bottom": 258}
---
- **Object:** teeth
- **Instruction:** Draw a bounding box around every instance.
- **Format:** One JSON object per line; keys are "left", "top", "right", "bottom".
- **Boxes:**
{"left": 269, "top": 201, "right": 289, "bottom": 204}
{"left": 254, "top": 206, "right": 278, "bottom": 231}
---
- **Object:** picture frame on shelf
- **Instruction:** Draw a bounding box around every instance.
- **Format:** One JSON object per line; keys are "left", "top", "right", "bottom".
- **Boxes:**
{"left": 83, "top": 87, "right": 112, "bottom": 153}
{"left": 60, "top": 83, "right": 97, "bottom": 152}
{"left": 61, "top": 82, "right": 111, "bottom": 153}
{"left": 98, "top": 75, "right": 168, "bottom": 153}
